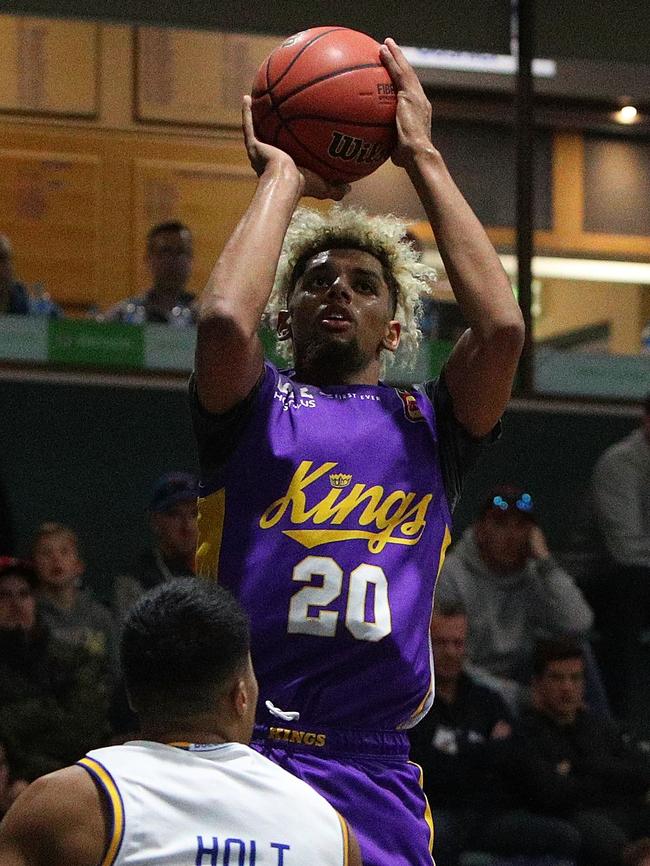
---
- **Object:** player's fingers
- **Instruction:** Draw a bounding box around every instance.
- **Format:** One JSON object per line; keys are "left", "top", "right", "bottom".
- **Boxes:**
{"left": 383, "top": 39, "right": 420, "bottom": 87}
{"left": 379, "top": 42, "right": 401, "bottom": 80}
{"left": 241, "top": 95, "right": 256, "bottom": 145}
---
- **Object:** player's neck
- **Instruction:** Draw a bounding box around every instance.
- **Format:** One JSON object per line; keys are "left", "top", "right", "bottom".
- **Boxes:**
{"left": 295, "top": 357, "right": 380, "bottom": 387}
{"left": 142, "top": 725, "right": 233, "bottom": 747}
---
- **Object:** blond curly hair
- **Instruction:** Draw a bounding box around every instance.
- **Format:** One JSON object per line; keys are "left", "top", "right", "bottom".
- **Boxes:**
{"left": 266, "top": 205, "right": 436, "bottom": 368}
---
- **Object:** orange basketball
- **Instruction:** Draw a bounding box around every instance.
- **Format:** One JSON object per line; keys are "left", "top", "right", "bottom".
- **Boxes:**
{"left": 251, "top": 26, "right": 397, "bottom": 183}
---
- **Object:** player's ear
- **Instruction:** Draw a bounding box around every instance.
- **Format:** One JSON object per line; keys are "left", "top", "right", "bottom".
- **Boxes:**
{"left": 277, "top": 309, "right": 292, "bottom": 341}
{"left": 381, "top": 319, "right": 400, "bottom": 353}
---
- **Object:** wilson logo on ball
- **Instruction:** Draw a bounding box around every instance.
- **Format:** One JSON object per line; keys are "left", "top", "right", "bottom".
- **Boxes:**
{"left": 328, "top": 132, "right": 389, "bottom": 165}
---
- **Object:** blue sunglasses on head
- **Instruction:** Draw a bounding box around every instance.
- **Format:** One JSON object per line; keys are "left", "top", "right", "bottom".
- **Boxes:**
{"left": 492, "top": 493, "right": 534, "bottom": 514}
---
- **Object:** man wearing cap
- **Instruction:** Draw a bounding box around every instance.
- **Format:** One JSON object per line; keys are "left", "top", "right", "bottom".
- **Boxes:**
{"left": 0, "top": 558, "right": 110, "bottom": 781}
{"left": 113, "top": 472, "right": 199, "bottom": 626}
{"left": 435, "top": 484, "right": 594, "bottom": 711}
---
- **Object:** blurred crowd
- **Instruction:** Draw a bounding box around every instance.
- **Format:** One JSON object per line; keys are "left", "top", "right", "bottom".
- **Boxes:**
{"left": 0, "top": 223, "right": 197, "bottom": 326}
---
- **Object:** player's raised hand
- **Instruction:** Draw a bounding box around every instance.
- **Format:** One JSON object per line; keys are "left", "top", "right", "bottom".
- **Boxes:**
{"left": 379, "top": 38, "right": 434, "bottom": 169}
{"left": 242, "top": 96, "right": 350, "bottom": 201}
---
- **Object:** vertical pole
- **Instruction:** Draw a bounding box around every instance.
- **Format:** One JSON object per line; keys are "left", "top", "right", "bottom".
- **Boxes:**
{"left": 516, "top": 0, "right": 535, "bottom": 394}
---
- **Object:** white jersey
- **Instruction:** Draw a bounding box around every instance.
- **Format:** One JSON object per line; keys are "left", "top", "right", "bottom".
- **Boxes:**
{"left": 79, "top": 740, "right": 348, "bottom": 866}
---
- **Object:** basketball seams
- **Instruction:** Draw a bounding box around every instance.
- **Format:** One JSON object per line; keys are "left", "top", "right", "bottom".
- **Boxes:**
{"left": 276, "top": 114, "right": 395, "bottom": 129}
{"left": 255, "top": 27, "right": 347, "bottom": 98}
{"left": 272, "top": 64, "right": 388, "bottom": 110}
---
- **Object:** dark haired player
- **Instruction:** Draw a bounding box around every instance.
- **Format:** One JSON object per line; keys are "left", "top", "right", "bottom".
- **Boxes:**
{"left": 0, "top": 581, "right": 360, "bottom": 866}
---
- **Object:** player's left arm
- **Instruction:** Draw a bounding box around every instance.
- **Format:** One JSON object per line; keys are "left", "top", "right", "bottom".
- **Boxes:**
{"left": 0, "top": 766, "right": 107, "bottom": 866}
{"left": 381, "top": 38, "right": 524, "bottom": 437}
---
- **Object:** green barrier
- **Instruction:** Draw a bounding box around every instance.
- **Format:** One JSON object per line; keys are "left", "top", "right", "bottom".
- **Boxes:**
{"left": 48, "top": 319, "right": 145, "bottom": 368}
{"left": 0, "top": 315, "right": 455, "bottom": 378}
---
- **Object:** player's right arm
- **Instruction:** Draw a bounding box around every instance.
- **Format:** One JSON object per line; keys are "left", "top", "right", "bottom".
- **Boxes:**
{"left": 0, "top": 767, "right": 106, "bottom": 866}
{"left": 195, "top": 97, "right": 348, "bottom": 414}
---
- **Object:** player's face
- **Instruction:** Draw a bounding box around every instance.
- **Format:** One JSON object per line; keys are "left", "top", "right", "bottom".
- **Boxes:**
{"left": 147, "top": 229, "right": 193, "bottom": 291}
{"left": 151, "top": 500, "right": 199, "bottom": 564}
{"left": 287, "top": 248, "right": 400, "bottom": 381}
{"left": 430, "top": 613, "right": 467, "bottom": 683}
{"left": 533, "top": 657, "right": 585, "bottom": 723}
{"left": 0, "top": 575, "right": 36, "bottom": 631}
{"left": 475, "top": 511, "right": 533, "bottom": 573}
{"left": 33, "top": 534, "right": 84, "bottom": 589}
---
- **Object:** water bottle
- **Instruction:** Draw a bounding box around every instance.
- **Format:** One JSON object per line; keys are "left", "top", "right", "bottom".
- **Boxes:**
{"left": 122, "top": 302, "right": 146, "bottom": 325}
{"left": 29, "top": 283, "right": 58, "bottom": 317}
{"left": 169, "top": 305, "right": 194, "bottom": 328}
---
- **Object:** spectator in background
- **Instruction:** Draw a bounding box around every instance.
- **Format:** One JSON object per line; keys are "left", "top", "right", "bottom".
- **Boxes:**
{"left": 409, "top": 602, "right": 580, "bottom": 866}
{"left": 0, "top": 234, "right": 30, "bottom": 315}
{"left": 106, "top": 221, "right": 196, "bottom": 325}
{"left": 514, "top": 639, "right": 650, "bottom": 866}
{"left": 0, "top": 557, "right": 111, "bottom": 780}
{"left": 624, "top": 839, "right": 650, "bottom": 866}
{"left": 0, "top": 234, "right": 61, "bottom": 318}
{"left": 435, "top": 484, "right": 594, "bottom": 711}
{"left": 590, "top": 393, "right": 650, "bottom": 571}
{"left": 113, "top": 472, "right": 198, "bottom": 626}
{"left": 32, "top": 522, "right": 118, "bottom": 678}
{"left": 588, "top": 394, "right": 650, "bottom": 717}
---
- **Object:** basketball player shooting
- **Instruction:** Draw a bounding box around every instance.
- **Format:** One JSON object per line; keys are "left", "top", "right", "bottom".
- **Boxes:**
{"left": 192, "top": 38, "right": 524, "bottom": 866}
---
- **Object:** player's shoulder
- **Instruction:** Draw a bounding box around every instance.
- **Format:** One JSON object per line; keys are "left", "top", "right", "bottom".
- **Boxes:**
{"left": 0, "top": 765, "right": 105, "bottom": 866}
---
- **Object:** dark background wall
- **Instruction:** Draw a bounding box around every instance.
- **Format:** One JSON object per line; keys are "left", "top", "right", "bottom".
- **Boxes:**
{"left": 1, "top": 376, "right": 639, "bottom": 601}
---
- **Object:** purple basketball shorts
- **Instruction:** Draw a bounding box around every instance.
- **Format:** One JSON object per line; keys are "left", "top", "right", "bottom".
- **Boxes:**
{"left": 253, "top": 724, "right": 434, "bottom": 866}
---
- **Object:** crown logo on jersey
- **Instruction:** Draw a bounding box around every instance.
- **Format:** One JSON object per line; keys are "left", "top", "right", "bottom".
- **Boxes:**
{"left": 329, "top": 472, "right": 352, "bottom": 489}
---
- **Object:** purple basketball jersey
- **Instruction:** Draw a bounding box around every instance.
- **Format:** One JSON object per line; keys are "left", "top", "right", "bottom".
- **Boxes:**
{"left": 197, "top": 362, "right": 452, "bottom": 730}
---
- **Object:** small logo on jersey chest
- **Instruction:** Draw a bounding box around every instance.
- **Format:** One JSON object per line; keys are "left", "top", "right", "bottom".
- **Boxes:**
{"left": 396, "top": 389, "right": 424, "bottom": 422}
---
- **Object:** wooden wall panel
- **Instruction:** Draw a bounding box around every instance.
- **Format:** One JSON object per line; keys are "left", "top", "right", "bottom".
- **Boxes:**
{"left": 0, "top": 147, "right": 101, "bottom": 304}
{"left": 134, "top": 27, "right": 280, "bottom": 127}
{"left": 0, "top": 16, "right": 99, "bottom": 116}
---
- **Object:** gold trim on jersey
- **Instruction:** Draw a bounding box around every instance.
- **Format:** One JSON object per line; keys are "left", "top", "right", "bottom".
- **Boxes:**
{"left": 337, "top": 812, "right": 350, "bottom": 866}
{"left": 409, "top": 760, "right": 435, "bottom": 860}
{"left": 436, "top": 524, "right": 452, "bottom": 579}
{"left": 196, "top": 487, "right": 226, "bottom": 580}
{"left": 77, "top": 757, "right": 125, "bottom": 866}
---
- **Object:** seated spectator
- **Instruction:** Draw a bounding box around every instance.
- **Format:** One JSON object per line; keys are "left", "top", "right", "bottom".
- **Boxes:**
{"left": 409, "top": 603, "right": 580, "bottom": 866}
{"left": 0, "top": 234, "right": 30, "bottom": 315}
{"left": 587, "top": 393, "right": 650, "bottom": 717}
{"left": 0, "top": 739, "right": 28, "bottom": 820}
{"left": 113, "top": 471, "right": 198, "bottom": 625}
{"left": 0, "top": 234, "right": 61, "bottom": 318}
{"left": 32, "top": 522, "right": 118, "bottom": 677}
{"left": 590, "top": 393, "right": 650, "bottom": 571}
{"left": 625, "top": 839, "right": 650, "bottom": 866}
{"left": 0, "top": 557, "right": 111, "bottom": 780}
{"left": 105, "top": 221, "right": 196, "bottom": 325}
{"left": 514, "top": 639, "right": 650, "bottom": 866}
{"left": 435, "top": 483, "right": 594, "bottom": 711}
